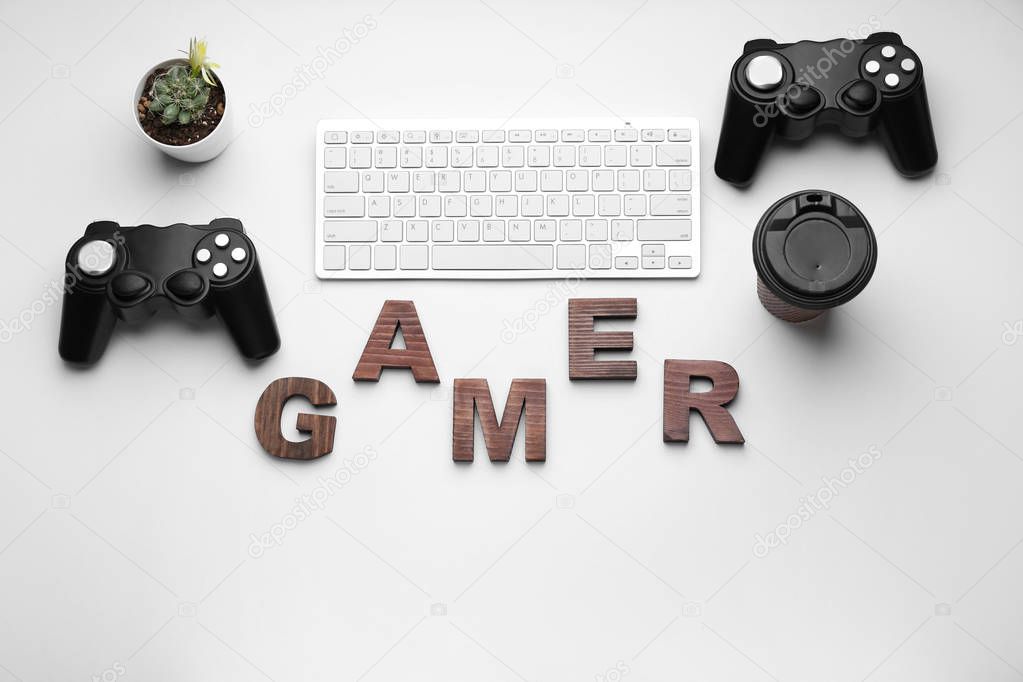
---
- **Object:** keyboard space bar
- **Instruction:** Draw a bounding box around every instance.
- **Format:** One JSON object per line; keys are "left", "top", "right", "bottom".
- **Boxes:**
{"left": 433, "top": 245, "right": 554, "bottom": 270}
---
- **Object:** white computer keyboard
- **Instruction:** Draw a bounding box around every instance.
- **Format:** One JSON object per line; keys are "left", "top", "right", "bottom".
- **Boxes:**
{"left": 315, "top": 118, "right": 699, "bottom": 279}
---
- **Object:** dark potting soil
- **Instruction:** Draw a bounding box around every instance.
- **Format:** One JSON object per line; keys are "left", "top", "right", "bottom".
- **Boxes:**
{"left": 136, "top": 68, "right": 226, "bottom": 146}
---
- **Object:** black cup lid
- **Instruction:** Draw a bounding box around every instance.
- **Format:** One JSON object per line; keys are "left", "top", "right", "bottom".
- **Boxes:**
{"left": 753, "top": 190, "right": 877, "bottom": 310}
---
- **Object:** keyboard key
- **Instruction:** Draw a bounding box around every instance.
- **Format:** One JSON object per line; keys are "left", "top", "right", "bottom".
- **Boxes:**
{"left": 642, "top": 256, "right": 665, "bottom": 269}
{"left": 509, "top": 130, "right": 531, "bottom": 142}
{"left": 572, "top": 195, "right": 595, "bottom": 216}
{"left": 566, "top": 170, "right": 588, "bottom": 191}
{"left": 367, "top": 196, "right": 390, "bottom": 217}
{"left": 617, "top": 170, "right": 640, "bottom": 192}
{"left": 432, "top": 220, "right": 454, "bottom": 242}
{"left": 495, "top": 195, "right": 517, "bottom": 217}
{"left": 547, "top": 195, "right": 570, "bottom": 216}
{"left": 540, "top": 170, "right": 563, "bottom": 191}
{"left": 615, "top": 256, "right": 639, "bottom": 269}
{"left": 637, "top": 219, "right": 692, "bottom": 241}
{"left": 469, "top": 195, "right": 493, "bottom": 216}
{"left": 482, "top": 130, "right": 505, "bottom": 142}
{"left": 434, "top": 245, "right": 553, "bottom": 269}
{"left": 509, "top": 220, "right": 530, "bottom": 241}
{"left": 560, "top": 219, "right": 582, "bottom": 241}
{"left": 431, "top": 130, "right": 454, "bottom": 142}
{"left": 643, "top": 169, "right": 666, "bottom": 191}
{"left": 527, "top": 146, "right": 551, "bottom": 167}
{"left": 611, "top": 220, "right": 634, "bottom": 240}
{"left": 668, "top": 169, "right": 692, "bottom": 191}
{"left": 554, "top": 146, "right": 576, "bottom": 166}
{"left": 324, "top": 131, "right": 347, "bottom": 144}
{"left": 387, "top": 171, "right": 410, "bottom": 193}
{"left": 425, "top": 146, "right": 448, "bottom": 168}
{"left": 413, "top": 171, "right": 436, "bottom": 192}
{"left": 457, "top": 220, "right": 480, "bottom": 241}
{"left": 503, "top": 146, "right": 525, "bottom": 167}
{"left": 641, "top": 129, "right": 665, "bottom": 142}
{"left": 377, "top": 130, "right": 400, "bottom": 143}
{"left": 585, "top": 219, "right": 608, "bottom": 240}
{"left": 592, "top": 170, "right": 614, "bottom": 191}
{"left": 464, "top": 170, "right": 486, "bottom": 192}
{"left": 400, "top": 245, "right": 429, "bottom": 269}
{"left": 324, "top": 196, "right": 365, "bottom": 217}
{"left": 589, "top": 243, "right": 612, "bottom": 268}
{"left": 655, "top": 144, "right": 692, "bottom": 166}
{"left": 394, "top": 196, "right": 415, "bottom": 217}
{"left": 375, "top": 244, "right": 396, "bottom": 269}
{"left": 604, "top": 145, "right": 627, "bottom": 166}
{"left": 535, "top": 129, "right": 558, "bottom": 142}
{"left": 324, "top": 171, "right": 358, "bottom": 192}
{"left": 351, "top": 131, "right": 373, "bottom": 143}
{"left": 490, "top": 170, "right": 512, "bottom": 192}
{"left": 444, "top": 195, "right": 468, "bottom": 217}
{"left": 350, "top": 244, "right": 371, "bottom": 269}
{"left": 557, "top": 244, "right": 587, "bottom": 269}
{"left": 598, "top": 195, "right": 622, "bottom": 216}
{"left": 323, "top": 245, "right": 345, "bottom": 269}
{"left": 362, "top": 171, "right": 384, "bottom": 192}
{"left": 350, "top": 147, "right": 371, "bottom": 168}
{"left": 668, "top": 128, "right": 692, "bottom": 141}
{"left": 483, "top": 220, "right": 505, "bottom": 241}
{"left": 614, "top": 128, "right": 639, "bottom": 141}
{"left": 624, "top": 195, "right": 645, "bottom": 216}
{"left": 534, "top": 220, "right": 556, "bottom": 241}
{"left": 649, "top": 194, "right": 692, "bottom": 216}
{"left": 400, "top": 146, "right": 423, "bottom": 168}
{"left": 642, "top": 244, "right": 665, "bottom": 257}
{"left": 451, "top": 147, "right": 473, "bottom": 167}
{"left": 562, "top": 129, "right": 585, "bottom": 142}
{"left": 579, "top": 145, "right": 601, "bottom": 167}
{"left": 515, "top": 170, "right": 537, "bottom": 192}
{"left": 324, "top": 147, "right": 347, "bottom": 168}
{"left": 438, "top": 171, "right": 460, "bottom": 192}
{"left": 669, "top": 255, "right": 693, "bottom": 269}
{"left": 380, "top": 220, "right": 402, "bottom": 242}
{"left": 407, "top": 220, "right": 428, "bottom": 241}
{"left": 630, "top": 145, "right": 653, "bottom": 166}
{"left": 454, "top": 130, "right": 476, "bottom": 143}
{"left": 588, "top": 129, "right": 611, "bottom": 142}
{"left": 419, "top": 195, "right": 441, "bottom": 217}
{"left": 477, "top": 146, "right": 499, "bottom": 167}
{"left": 521, "top": 194, "right": 544, "bottom": 216}
{"left": 403, "top": 130, "right": 426, "bottom": 143}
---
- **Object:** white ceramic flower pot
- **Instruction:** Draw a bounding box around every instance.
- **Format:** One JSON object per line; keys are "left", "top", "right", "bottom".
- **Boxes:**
{"left": 133, "top": 58, "right": 233, "bottom": 163}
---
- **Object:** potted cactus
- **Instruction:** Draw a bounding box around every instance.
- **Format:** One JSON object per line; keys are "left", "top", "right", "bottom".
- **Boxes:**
{"left": 133, "top": 38, "right": 232, "bottom": 162}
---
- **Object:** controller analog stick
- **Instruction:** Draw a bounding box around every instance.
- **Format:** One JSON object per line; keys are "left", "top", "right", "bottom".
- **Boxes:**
{"left": 785, "top": 87, "right": 821, "bottom": 115}
{"left": 77, "top": 240, "right": 116, "bottom": 276}
{"left": 745, "top": 54, "right": 784, "bottom": 91}
{"left": 111, "top": 273, "right": 152, "bottom": 301}
{"left": 166, "top": 271, "right": 205, "bottom": 301}
{"left": 842, "top": 80, "right": 878, "bottom": 112}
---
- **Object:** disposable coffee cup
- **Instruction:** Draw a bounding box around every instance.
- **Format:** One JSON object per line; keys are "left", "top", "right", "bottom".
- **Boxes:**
{"left": 752, "top": 190, "right": 877, "bottom": 323}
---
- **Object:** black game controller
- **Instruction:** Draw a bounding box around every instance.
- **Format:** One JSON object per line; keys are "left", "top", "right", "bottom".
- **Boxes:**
{"left": 715, "top": 32, "right": 938, "bottom": 186}
{"left": 59, "top": 218, "right": 280, "bottom": 364}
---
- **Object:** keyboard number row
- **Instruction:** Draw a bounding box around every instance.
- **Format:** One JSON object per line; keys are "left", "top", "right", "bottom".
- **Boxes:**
{"left": 324, "top": 194, "right": 691, "bottom": 218}
{"left": 325, "top": 169, "right": 692, "bottom": 193}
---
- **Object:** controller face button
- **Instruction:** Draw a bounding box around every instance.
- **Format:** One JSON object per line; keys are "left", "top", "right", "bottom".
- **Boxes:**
{"left": 77, "top": 240, "right": 116, "bottom": 276}
{"left": 231, "top": 247, "right": 247, "bottom": 263}
{"left": 865, "top": 59, "right": 880, "bottom": 75}
{"left": 745, "top": 54, "right": 784, "bottom": 91}
{"left": 196, "top": 248, "right": 212, "bottom": 263}
{"left": 111, "top": 272, "right": 151, "bottom": 301}
{"left": 166, "top": 271, "right": 205, "bottom": 301}
{"left": 212, "top": 262, "right": 228, "bottom": 278}
{"left": 884, "top": 73, "right": 901, "bottom": 88}
{"left": 900, "top": 58, "right": 916, "bottom": 73}
{"left": 880, "top": 45, "right": 896, "bottom": 59}
{"left": 842, "top": 80, "right": 878, "bottom": 111}
{"left": 214, "top": 233, "right": 230, "bottom": 248}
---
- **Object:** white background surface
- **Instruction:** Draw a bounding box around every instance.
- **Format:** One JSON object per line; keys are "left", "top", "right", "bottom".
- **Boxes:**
{"left": 1, "top": 1, "right": 1022, "bottom": 681}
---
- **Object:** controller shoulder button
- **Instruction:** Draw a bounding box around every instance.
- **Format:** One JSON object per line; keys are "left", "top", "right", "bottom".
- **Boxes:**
{"left": 166, "top": 270, "right": 206, "bottom": 301}
{"left": 841, "top": 80, "right": 879, "bottom": 112}
{"left": 111, "top": 272, "right": 152, "bottom": 302}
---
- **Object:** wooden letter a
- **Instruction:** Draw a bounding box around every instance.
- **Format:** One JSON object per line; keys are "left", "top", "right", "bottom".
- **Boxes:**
{"left": 353, "top": 300, "right": 439, "bottom": 383}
